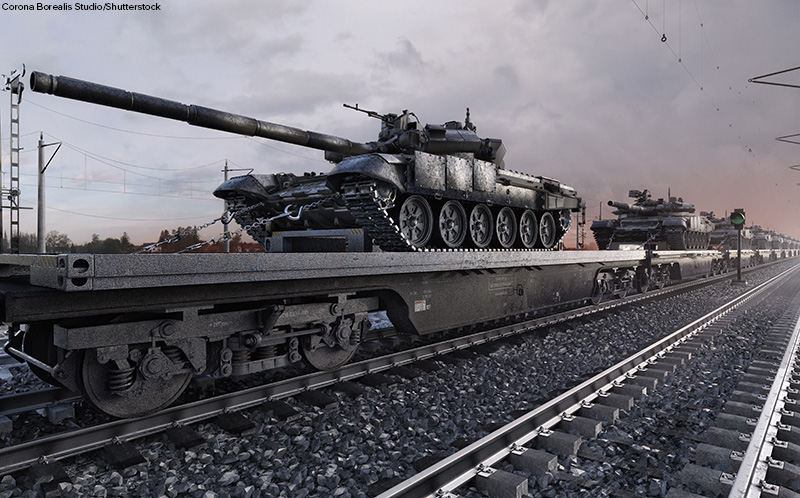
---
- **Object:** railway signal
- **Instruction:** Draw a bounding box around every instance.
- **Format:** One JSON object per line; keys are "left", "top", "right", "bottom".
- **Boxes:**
{"left": 731, "top": 209, "right": 746, "bottom": 228}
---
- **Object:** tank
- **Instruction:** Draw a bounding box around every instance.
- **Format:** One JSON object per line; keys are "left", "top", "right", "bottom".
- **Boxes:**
{"left": 30, "top": 72, "right": 583, "bottom": 251}
{"left": 751, "top": 226, "right": 772, "bottom": 250}
{"left": 590, "top": 189, "right": 715, "bottom": 250}
{"left": 709, "top": 216, "right": 752, "bottom": 250}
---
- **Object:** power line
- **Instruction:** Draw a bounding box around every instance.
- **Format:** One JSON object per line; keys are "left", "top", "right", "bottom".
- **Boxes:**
{"left": 19, "top": 198, "right": 219, "bottom": 222}
{"left": 27, "top": 98, "right": 243, "bottom": 140}
{"left": 630, "top": 0, "right": 719, "bottom": 111}
{"left": 29, "top": 98, "right": 329, "bottom": 164}
{"left": 15, "top": 178, "right": 220, "bottom": 201}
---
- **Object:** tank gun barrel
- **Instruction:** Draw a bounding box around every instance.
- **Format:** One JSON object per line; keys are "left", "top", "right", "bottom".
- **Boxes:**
{"left": 29, "top": 72, "right": 376, "bottom": 156}
{"left": 608, "top": 200, "right": 650, "bottom": 213}
{"left": 608, "top": 199, "right": 696, "bottom": 213}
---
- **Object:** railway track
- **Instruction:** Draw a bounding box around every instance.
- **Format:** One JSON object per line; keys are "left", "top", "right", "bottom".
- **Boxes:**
{"left": 376, "top": 262, "right": 800, "bottom": 497}
{"left": 0, "top": 260, "right": 794, "bottom": 496}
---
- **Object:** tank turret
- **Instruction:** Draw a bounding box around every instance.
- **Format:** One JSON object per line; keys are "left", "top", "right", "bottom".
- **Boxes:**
{"left": 30, "top": 71, "right": 582, "bottom": 251}
{"left": 590, "top": 189, "right": 714, "bottom": 250}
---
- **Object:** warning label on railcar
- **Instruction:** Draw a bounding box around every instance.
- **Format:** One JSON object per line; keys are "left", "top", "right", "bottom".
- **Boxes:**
{"left": 414, "top": 300, "right": 428, "bottom": 312}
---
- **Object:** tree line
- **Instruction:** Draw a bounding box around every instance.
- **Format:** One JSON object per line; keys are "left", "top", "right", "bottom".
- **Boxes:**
{"left": 5, "top": 227, "right": 264, "bottom": 254}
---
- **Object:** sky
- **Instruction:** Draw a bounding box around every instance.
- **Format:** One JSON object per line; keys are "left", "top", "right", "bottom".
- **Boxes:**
{"left": 0, "top": 0, "right": 799, "bottom": 247}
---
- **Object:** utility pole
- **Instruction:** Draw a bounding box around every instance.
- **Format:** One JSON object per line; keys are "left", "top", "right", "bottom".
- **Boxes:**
{"left": 223, "top": 160, "right": 230, "bottom": 253}
{"left": 37, "top": 134, "right": 44, "bottom": 253}
{"left": 37, "top": 133, "right": 61, "bottom": 253}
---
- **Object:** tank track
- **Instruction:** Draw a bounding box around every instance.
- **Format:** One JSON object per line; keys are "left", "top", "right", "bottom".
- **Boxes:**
{"left": 665, "top": 229, "right": 687, "bottom": 250}
{"left": 341, "top": 181, "right": 415, "bottom": 251}
{"left": 341, "top": 180, "right": 569, "bottom": 252}
{"left": 592, "top": 228, "right": 614, "bottom": 250}
{"left": 226, "top": 197, "right": 271, "bottom": 249}
{"left": 225, "top": 182, "right": 570, "bottom": 252}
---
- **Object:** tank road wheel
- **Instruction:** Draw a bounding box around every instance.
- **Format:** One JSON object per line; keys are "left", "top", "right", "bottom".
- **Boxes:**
{"left": 437, "top": 200, "right": 468, "bottom": 248}
{"left": 519, "top": 210, "right": 537, "bottom": 249}
{"left": 495, "top": 207, "right": 518, "bottom": 249}
{"left": 469, "top": 204, "right": 494, "bottom": 248}
{"left": 78, "top": 346, "right": 192, "bottom": 418}
{"left": 538, "top": 212, "right": 557, "bottom": 249}
{"left": 22, "top": 324, "right": 61, "bottom": 387}
{"left": 302, "top": 317, "right": 363, "bottom": 370}
{"left": 398, "top": 195, "right": 434, "bottom": 248}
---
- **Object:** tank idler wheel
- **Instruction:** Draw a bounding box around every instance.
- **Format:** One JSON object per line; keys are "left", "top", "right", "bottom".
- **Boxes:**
{"left": 398, "top": 195, "right": 434, "bottom": 248}
{"left": 78, "top": 346, "right": 192, "bottom": 418}
{"left": 469, "top": 204, "right": 493, "bottom": 249}
{"left": 538, "top": 212, "right": 557, "bottom": 249}
{"left": 437, "top": 200, "right": 468, "bottom": 248}
{"left": 22, "top": 323, "right": 62, "bottom": 387}
{"left": 495, "top": 207, "right": 518, "bottom": 249}
{"left": 519, "top": 210, "right": 537, "bottom": 249}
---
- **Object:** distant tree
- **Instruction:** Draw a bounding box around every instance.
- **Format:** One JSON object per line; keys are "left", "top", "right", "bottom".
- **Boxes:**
{"left": 120, "top": 232, "right": 133, "bottom": 251}
{"left": 46, "top": 231, "right": 72, "bottom": 253}
{"left": 18, "top": 233, "right": 37, "bottom": 253}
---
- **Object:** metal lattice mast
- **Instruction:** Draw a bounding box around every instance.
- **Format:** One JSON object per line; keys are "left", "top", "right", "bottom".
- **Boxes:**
{"left": 9, "top": 78, "right": 21, "bottom": 253}
{"left": 3, "top": 66, "right": 25, "bottom": 254}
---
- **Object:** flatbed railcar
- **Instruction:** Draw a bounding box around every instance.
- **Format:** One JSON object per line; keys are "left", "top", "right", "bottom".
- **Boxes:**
{"left": 1, "top": 248, "right": 792, "bottom": 418}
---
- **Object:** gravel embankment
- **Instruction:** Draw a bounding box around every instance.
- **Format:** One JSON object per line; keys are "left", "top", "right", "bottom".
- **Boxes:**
{"left": 0, "top": 261, "right": 796, "bottom": 498}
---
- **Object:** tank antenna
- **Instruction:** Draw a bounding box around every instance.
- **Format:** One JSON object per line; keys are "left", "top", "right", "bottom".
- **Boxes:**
{"left": 464, "top": 108, "right": 476, "bottom": 131}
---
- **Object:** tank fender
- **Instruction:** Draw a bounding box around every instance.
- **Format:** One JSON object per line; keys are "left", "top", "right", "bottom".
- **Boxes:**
{"left": 214, "top": 174, "right": 280, "bottom": 200}
{"left": 327, "top": 153, "right": 407, "bottom": 192}
{"left": 662, "top": 218, "right": 689, "bottom": 228}
{"left": 590, "top": 219, "right": 618, "bottom": 229}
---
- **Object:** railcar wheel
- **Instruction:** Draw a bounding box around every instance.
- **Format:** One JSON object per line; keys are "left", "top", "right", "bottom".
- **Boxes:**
{"left": 538, "top": 212, "right": 557, "bottom": 249}
{"left": 398, "top": 196, "right": 433, "bottom": 248}
{"left": 635, "top": 268, "right": 650, "bottom": 294}
{"left": 654, "top": 267, "right": 668, "bottom": 289}
{"left": 519, "top": 210, "right": 537, "bottom": 249}
{"left": 78, "top": 346, "right": 191, "bottom": 418}
{"left": 22, "top": 324, "right": 61, "bottom": 387}
{"left": 437, "top": 200, "right": 468, "bottom": 248}
{"left": 495, "top": 207, "right": 517, "bottom": 249}
{"left": 615, "top": 270, "right": 634, "bottom": 299}
{"left": 469, "top": 204, "right": 493, "bottom": 248}
{"left": 302, "top": 318, "right": 362, "bottom": 370}
{"left": 591, "top": 272, "right": 613, "bottom": 305}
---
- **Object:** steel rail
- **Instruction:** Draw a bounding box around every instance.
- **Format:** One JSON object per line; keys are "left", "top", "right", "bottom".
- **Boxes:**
{"left": 376, "top": 263, "right": 800, "bottom": 498}
{"left": 0, "top": 261, "right": 790, "bottom": 476}
{"left": 0, "top": 388, "right": 78, "bottom": 417}
{"left": 728, "top": 284, "right": 800, "bottom": 497}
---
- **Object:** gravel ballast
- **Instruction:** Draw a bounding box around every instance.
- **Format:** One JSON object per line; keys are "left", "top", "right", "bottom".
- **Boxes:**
{"left": 0, "top": 261, "right": 797, "bottom": 497}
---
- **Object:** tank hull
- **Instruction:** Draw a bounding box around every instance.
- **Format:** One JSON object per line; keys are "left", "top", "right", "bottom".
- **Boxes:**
{"left": 591, "top": 215, "right": 714, "bottom": 250}
{"left": 215, "top": 151, "right": 582, "bottom": 251}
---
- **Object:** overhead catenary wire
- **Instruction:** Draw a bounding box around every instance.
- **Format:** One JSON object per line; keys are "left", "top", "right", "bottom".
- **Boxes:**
{"left": 630, "top": 0, "right": 719, "bottom": 111}
{"left": 28, "top": 96, "right": 329, "bottom": 164}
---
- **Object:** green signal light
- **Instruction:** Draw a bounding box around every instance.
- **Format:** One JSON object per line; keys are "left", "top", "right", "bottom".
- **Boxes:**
{"left": 730, "top": 210, "right": 746, "bottom": 226}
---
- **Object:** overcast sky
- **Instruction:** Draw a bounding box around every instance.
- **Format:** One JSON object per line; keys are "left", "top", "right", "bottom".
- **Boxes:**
{"left": 1, "top": 0, "right": 799, "bottom": 246}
